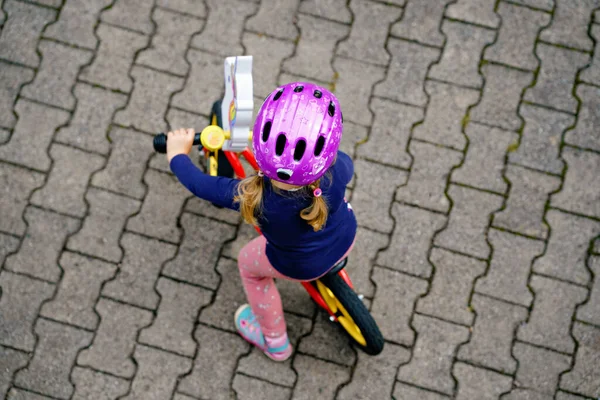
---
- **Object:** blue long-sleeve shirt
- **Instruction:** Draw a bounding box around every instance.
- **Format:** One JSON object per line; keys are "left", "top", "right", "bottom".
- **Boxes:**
{"left": 170, "top": 151, "right": 358, "bottom": 280}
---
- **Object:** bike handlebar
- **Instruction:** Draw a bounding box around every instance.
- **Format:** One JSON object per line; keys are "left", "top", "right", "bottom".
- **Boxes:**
{"left": 153, "top": 132, "right": 202, "bottom": 153}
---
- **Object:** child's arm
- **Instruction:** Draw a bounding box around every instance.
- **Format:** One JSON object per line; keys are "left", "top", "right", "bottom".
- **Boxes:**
{"left": 336, "top": 151, "right": 354, "bottom": 185}
{"left": 167, "top": 128, "right": 239, "bottom": 210}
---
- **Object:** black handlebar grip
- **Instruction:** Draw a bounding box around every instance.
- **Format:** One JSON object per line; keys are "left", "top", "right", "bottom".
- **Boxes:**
{"left": 153, "top": 133, "right": 203, "bottom": 153}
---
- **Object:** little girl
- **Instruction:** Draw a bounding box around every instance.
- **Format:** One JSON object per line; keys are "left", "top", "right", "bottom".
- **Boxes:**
{"left": 166, "top": 82, "right": 356, "bottom": 361}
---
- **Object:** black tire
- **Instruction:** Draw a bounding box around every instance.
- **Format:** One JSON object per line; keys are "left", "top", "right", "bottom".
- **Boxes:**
{"left": 319, "top": 273, "right": 384, "bottom": 355}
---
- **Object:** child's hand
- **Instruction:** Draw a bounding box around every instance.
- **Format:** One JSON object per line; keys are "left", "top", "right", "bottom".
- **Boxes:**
{"left": 167, "top": 128, "right": 195, "bottom": 162}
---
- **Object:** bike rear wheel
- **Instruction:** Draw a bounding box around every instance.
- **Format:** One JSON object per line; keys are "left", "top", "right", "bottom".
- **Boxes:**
{"left": 317, "top": 273, "right": 384, "bottom": 355}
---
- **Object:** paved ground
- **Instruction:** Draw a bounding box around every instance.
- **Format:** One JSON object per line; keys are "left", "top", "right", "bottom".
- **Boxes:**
{"left": 1, "top": 0, "right": 600, "bottom": 399}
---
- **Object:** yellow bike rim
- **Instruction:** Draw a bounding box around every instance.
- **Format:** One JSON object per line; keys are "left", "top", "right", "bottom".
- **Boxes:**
{"left": 316, "top": 280, "right": 367, "bottom": 346}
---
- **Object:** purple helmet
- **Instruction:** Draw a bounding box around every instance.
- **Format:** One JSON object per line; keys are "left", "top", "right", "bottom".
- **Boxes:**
{"left": 252, "top": 82, "right": 343, "bottom": 186}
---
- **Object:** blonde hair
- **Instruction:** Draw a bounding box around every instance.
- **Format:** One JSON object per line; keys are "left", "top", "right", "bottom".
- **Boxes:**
{"left": 235, "top": 176, "right": 329, "bottom": 231}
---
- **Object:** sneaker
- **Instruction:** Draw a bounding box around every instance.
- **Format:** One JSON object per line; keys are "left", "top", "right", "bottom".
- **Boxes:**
{"left": 234, "top": 304, "right": 292, "bottom": 362}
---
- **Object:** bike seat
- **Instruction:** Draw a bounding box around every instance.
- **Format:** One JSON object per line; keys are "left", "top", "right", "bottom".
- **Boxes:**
{"left": 323, "top": 258, "right": 348, "bottom": 278}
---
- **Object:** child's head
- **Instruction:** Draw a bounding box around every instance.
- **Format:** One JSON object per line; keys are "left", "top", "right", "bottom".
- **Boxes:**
{"left": 236, "top": 82, "right": 343, "bottom": 231}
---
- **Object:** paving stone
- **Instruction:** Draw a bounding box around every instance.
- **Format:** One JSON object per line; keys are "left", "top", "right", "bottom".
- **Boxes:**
{"left": 581, "top": 25, "right": 600, "bottom": 86}
{"left": 445, "top": 0, "right": 500, "bottom": 28}
{"left": 0, "top": 0, "right": 56, "bottom": 67}
{"left": 430, "top": 20, "right": 495, "bottom": 88}
{"left": 397, "top": 315, "right": 469, "bottom": 395}
{"left": 0, "top": 345, "right": 29, "bottom": 399}
{"left": 139, "top": 278, "right": 212, "bottom": 356}
{"left": 21, "top": 40, "right": 92, "bottom": 110}
{"left": 435, "top": 185, "right": 504, "bottom": 259}
{"left": 126, "top": 169, "right": 190, "bottom": 241}
{"left": 508, "top": 0, "right": 553, "bottom": 10}
{"left": 378, "top": 203, "right": 446, "bottom": 277}
{"left": 237, "top": 314, "right": 311, "bottom": 387}
{"left": 555, "top": 392, "right": 591, "bottom": 400}
{"left": 291, "top": 355, "right": 351, "bottom": 400}
{"left": 533, "top": 210, "right": 600, "bottom": 285}
{"left": 374, "top": 38, "right": 440, "bottom": 107}
{"left": 67, "top": 188, "right": 140, "bottom": 262}
{"left": 0, "top": 163, "right": 45, "bottom": 235}
{"left": 551, "top": 148, "right": 600, "bottom": 219}
{"left": 162, "top": 213, "right": 236, "bottom": 288}
{"left": 339, "top": 342, "right": 410, "bottom": 400}
{"left": 502, "top": 389, "right": 554, "bottom": 400}
{"left": 339, "top": 121, "right": 368, "bottom": 159}
{"left": 233, "top": 374, "right": 292, "bottom": 400}
{"left": 337, "top": 0, "right": 401, "bottom": 65}
{"left": 242, "top": 33, "right": 295, "bottom": 99}
{"left": 0, "top": 128, "right": 9, "bottom": 143}
{"left": 418, "top": 247, "right": 486, "bottom": 326}
{"left": 540, "top": 0, "right": 600, "bottom": 51}
{"left": 173, "top": 394, "right": 197, "bottom": 400}
{"left": 165, "top": 108, "right": 208, "bottom": 135}
{"left": 493, "top": 165, "right": 562, "bottom": 239}
{"left": 475, "top": 229, "right": 545, "bottom": 306}
{"left": 298, "top": 0, "right": 352, "bottom": 23}
{"left": 565, "top": 84, "right": 600, "bottom": 152}
{"left": 298, "top": 312, "right": 356, "bottom": 366}
{"left": 71, "top": 366, "right": 130, "bottom": 400}
{"left": 453, "top": 362, "right": 513, "bottom": 400}
{"left": 512, "top": 342, "right": 572, "bottom": 394}
{"left": 370, "top": 266, "right": 428, "bottom": 345}
{"left": 342, "top": 227, "right": 388, "bottom": 298}
{"left": 43, "top": 0, "right": 111, "bottom": 48}
{"left": 396, "top": 141, "right": 463, "bottom": 213}
{"left": 5, "top": 207, "right": 79, "bottom": 282}
{"left": 246, "top": 0, "right": 299, "bottom": 40}
{"left": 275, "top": 278, "right": 316, "bottom": 318}
{"left": 412, "top": 81, "right": 479, "bottom": 150}
{"left": 560, "top": 322, "right": 600, "bottom": 397}
{"left": 461, "top": 130, "right": 516, "bottom": 186}
{"left": 77, "top": 298, "right": 153, "bottom": 378}
{"left": 518, "top": 275, "right": 588, "bottom": 353}
{"left": 0, "top": 99, "right": 70, "bottom": 171}
{"left": 0, "top": 232, "right": 19, "bottom": 267}
{"left": 114, "top": 66, "right": 184, "bottom": 133}
{"left": 470, "top": 64, "right": 533, "bottom": 131}
{"left": 508, "top": 103, "right": 574, "bottom": 174}
{"left": 137, "top": 8, "right": 204, "bottom": 75}
{"left": 524, "top": 44, "right": 590, "bottom": 113}
{"left": 184, "top": 196, "right": 241, "bottom": 225}
{"left": 198, "top": 257, "right": 247, "bottom": 331}
{"left": 5, "top": 389, "right": 55, "bottom": 400}
{"left": 39, "top": 252, "right": 115, "bottom": 330}
{"left": 458, "top": 293, "right": 528, "bottom": 373}
{"left": 357, "top": 97, "right": 422, "bottom": 169}
{"left": 0, "top": 61, "right": 34, "bottom": 129}
{"left": 123, "top": 345, "right": 191, "bottom": 400}
{"left": 171, "top": 49, "right": 223, "bottom": 116}
{"left": 191, "top": 0, "right": 256, "bottom": 56}
{"left": 101, "top": 0, "right": 154, "bottom": 34}
{"left": 178, "top": 324, "right": 249, "bottom": 400}
{"left": 393, "top": 383, "right": 450, "bottom": 400}
{"left": 79, "top": 23, "right": 148, "bottom": 92}
{"left": 90, "top": 127, "right": 152, "bottom": 199}
{"left": 102, "top": 233, "right": 177, "bottom": 309}
{"left": 577, "top": 256, "right": 600, "bottom": 325}
{"left": 30, "top": 144, "right": 105, "bottom": 217}
{"left": 14, "top": 318, "right": 93, "bottom": 399}
{"left": 156, "top": 0, "right": 207, "bottom": 17}
{"left": 282, "top": 14, "right": 348, "bottom": 82}
{"left": 484, "top": 2, "right": 550, "bottom": 70}
{"left": 390, "top": 0, "right": 451, "bottom": 47}
{"left": 333, "top": 56, "right": 386, "bottom": 126}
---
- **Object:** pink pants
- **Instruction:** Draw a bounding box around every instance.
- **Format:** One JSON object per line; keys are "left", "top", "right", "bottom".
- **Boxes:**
{"left": 238, "top": 235, "right": 354, "bottom": 338}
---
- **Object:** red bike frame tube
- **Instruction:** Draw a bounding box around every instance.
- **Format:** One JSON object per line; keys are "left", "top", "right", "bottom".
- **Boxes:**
{"left": 224, "top": 151, "right": 246, "bottom": 179}
{"left": 241, "top": 148, "right": 259, "bottom": 171}
{"left": 338, "top": 269, "right": 354, "bottom": 290}
{"left": 301, "top": 282, "right": 337, "bottom": 320}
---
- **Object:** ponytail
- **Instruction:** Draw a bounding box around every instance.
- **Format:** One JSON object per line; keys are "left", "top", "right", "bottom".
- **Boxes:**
{"left": 234, "top": 174, "right": 265, "bottom": 226}
{"left": 301, "top": 179, "right": 328, "bottom": 232}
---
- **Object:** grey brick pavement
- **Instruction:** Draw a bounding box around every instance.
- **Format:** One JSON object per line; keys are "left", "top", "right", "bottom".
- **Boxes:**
{"left": 1, "top": 0, "right": 599, "bottom": 398}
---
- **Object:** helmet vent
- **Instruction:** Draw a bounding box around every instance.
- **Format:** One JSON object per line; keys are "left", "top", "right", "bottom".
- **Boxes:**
{"left": 294, "top": 85, "right": 304, "bottom": 93}
{"left": 275, "top": 133, "right": 287, "bottom": 156}
{"left": 262, "top": 121, "right": 272, "bottom": 142}
{"left": 273, "top": 88, "right": 284, "bottom": 101}
{"left": 328, "top": 101, "right": 335, "bottom": 117}
{"left": 293, "top": 139, "right": 307, "bottom": 161}
{"left": 313, "top": 90, "right": 322, "bottom": 98}
{"left": 314, "top": 136, "right": 326, "bottom": 157}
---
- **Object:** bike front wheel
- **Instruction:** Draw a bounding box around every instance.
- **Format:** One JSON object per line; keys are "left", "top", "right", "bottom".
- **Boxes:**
{"left": 317, "top": 273, "right": 384, "bottom": 355}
